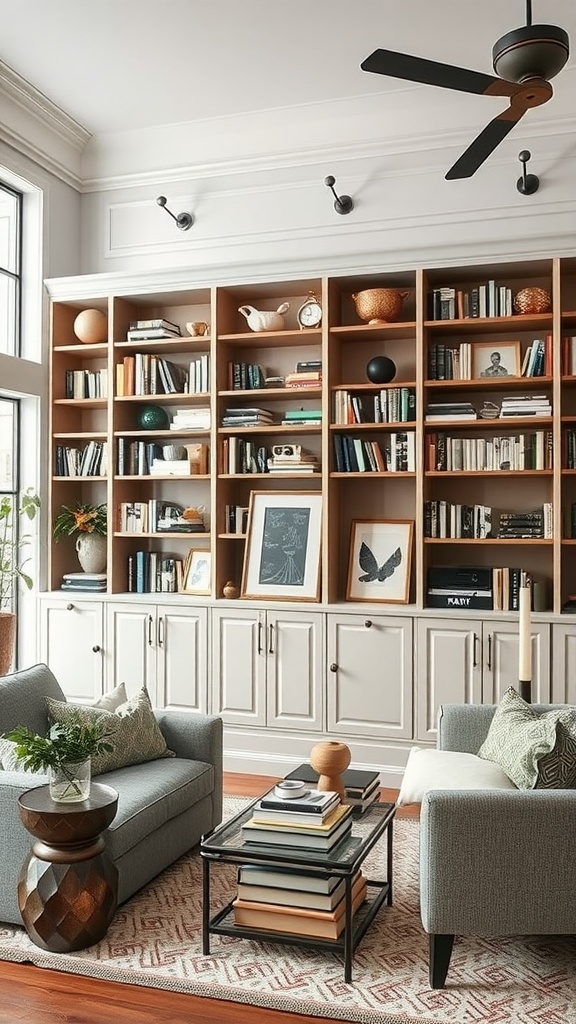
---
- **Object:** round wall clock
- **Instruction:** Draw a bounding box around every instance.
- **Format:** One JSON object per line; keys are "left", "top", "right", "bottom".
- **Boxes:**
{"left": 297, "top": 293, "right": 322, "bottom": 330}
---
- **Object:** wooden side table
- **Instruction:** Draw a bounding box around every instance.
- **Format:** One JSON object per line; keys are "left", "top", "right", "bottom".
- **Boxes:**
{"left": 17, "top": 782, "right": 119, "bottom": 952}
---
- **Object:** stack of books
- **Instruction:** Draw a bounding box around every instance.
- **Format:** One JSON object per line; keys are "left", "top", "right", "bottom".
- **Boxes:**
{"left": 126, "top": 318, "right": 181, "bottom": 341}
{"left": 241, "top": 789, "right": 352, "bottom": 852}
{"left": 425, "top": 401, "right": 477, "bottom": 422}
{"left": 284, "top": 764, "right": 381, "bottom": 814}
{"left": 221, "top": 407, "right": 275, "bottom": 427}
{"left": 61, "top": 572, "right": 107, "bottom": 593}
{"left": 267, "top": 447, "right": 319, "bottom": 474}
{"left": 170, "top": 407, "right": 211, "bottom": 431}
{"left": 285, "top": 366, "right": 322, "bottom": 389}
{"left": 499, "top": 395, "right": 552, "bottom": 418}
{"left": 281, "top": 408, "right": 322, "bottom": 426}
{"left": 233, "top": 866, "right": 366, "bottom": 939}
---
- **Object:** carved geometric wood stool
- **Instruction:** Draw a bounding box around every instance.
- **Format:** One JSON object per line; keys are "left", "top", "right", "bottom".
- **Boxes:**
{"left": 17, "top": 782, "right": 118, "bottom": 952}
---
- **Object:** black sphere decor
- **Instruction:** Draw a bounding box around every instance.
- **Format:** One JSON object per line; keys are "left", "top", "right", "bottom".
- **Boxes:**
{"left": 137, "top": 405, "right": 170, "bottom": 430}
{"left": 366, "top": 356, "right": 396, "bottom": 384}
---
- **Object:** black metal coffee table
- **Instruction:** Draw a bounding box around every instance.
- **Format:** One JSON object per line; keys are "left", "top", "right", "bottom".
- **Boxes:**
{"left": 201, "top": 793, "right": 395, "bottom": 982}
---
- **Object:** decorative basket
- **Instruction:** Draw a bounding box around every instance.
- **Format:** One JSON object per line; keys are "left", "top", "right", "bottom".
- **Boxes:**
{"left": 513, "top": 287, "right": 551, "bottom": 315}
{"left": 352, "top": 288, "right": 409, "bottom": 324}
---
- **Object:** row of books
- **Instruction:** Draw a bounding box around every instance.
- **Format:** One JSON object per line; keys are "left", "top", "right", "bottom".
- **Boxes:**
{"left": 424, "top": 502, "right": 553, "bottom": 540}
{"left": 426, "top": 430, "right": 553, "bottom": 472}
{"left": 333, "top": 387, "right": 416, "bottom": 425}
{"left": 118, "top": 501, "right": 206, "bottom": 534}
{"left": 117, "top": 438, "right": 209, "bottom": 476}
{"left": 426, "top": 565, "right": 525, "bottom": 611}
{"left": 64, "top": 368, "right": 108, "bottom": 399}
{"left": 561, "top": 336, "right": 576, "bottom": 376}
{"left": 126, "top": 552, "right": 183, "bottom": 594}
{"left": 564, "top": 429, "right": 576, "bottom": 469}
{"left": 55, "top": 441, "right": 108, "bottom": 477}
{"left": 116, "top": 354, "right": 192, "bottom": 396}
{"left": 427, "top": 337, "right": 550, "bottom": 381}
{"left": 225, "top": 504, "right": 249, "bottom": 534}
{"left": 333, "top": 432, "right": 415, "bottom": 473}
{"left": 427, "top": 282, "right": 514, "bottom": 321}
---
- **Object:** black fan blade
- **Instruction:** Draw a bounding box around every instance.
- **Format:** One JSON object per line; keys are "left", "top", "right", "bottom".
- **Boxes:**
{"left": 445, "top": 105, "right": 527, "bottom": 179}
{"left": 361, "top": 49, "right": 522, "bottom": 98}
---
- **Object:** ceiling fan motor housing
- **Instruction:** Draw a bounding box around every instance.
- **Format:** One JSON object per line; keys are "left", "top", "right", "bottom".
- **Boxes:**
{"left": 492, "top": 24, "right": 569, "bottom": 83}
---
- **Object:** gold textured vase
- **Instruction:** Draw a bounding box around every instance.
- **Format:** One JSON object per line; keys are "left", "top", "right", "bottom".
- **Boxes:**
{"left": 352, "top": 288, "right": 409, "bottom": 324}
{"left": 309, "top": 740, "right": 351, "bottom": 800}
{"left": 513, "top": 287, "right": 551, "bottom": 315}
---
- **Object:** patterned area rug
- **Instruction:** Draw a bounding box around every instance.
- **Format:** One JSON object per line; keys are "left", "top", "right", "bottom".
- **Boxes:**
{"left": 1, "top": 797, "right": 575, "bottom": 1024}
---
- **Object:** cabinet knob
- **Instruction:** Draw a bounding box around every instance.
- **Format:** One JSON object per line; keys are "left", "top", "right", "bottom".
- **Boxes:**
{"left": 92, "top": 645, "right": 101, "bottom": 653}
{"left": 66, "top": 603, "right": 74, "bottom": 611}
{"left": 330, "top": 663, "right": 338, "bottom": 672}
{"left": 364, "top": 619, "right": 373, "bottom": 628}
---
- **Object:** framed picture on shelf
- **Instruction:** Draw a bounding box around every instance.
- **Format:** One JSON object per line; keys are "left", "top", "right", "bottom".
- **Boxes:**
{"left": 346, "top": 520, "right": 414, "bottom": 604}
{"left": 471, "top": 340, "right": 521, "bottom": 380}
{"left": 241, "top": 491, "right": 323, "bottom": 601}
{"left": 181, "top": 549, "right": 211, "bottom": 595}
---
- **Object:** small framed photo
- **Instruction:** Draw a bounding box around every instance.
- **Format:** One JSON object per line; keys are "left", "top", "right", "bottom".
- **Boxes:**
{"left": 346, "top": 520, "right": 414, "bottom": 604}
{"left": 241, "top": 491, "right": 323, "bottom": 601}
{"left": 472, "top": 340, "right": 521, "bottom": 380}
{"left": 181, "top": 549, "right": 211, "bottom": 595}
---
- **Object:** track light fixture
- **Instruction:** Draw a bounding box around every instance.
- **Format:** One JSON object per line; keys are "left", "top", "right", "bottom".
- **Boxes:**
{"left": 156, "top": 196, "right": 194, "bottom": 230}
{"left": 324, "top": 176, "right": 354, "bottom": 215}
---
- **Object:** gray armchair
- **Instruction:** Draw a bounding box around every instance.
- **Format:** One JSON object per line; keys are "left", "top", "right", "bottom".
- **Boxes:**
{"left": 420, "top": 702, "right": 576, "bottom": 988}
{"left": 0, "top": 663, "right": 223, "bottom": 925}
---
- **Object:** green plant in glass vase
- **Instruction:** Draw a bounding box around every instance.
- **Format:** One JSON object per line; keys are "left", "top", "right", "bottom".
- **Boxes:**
{"left": 5, "top": 715, "right": 115, "bottom": 801}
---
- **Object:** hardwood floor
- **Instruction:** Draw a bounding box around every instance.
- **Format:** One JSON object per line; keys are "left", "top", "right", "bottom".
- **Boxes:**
{"left": 2, "top": 773, "right": 417, "bottom": 1024}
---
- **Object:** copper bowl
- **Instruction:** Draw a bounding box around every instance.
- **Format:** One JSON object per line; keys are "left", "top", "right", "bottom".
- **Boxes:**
{"left": 352, "top": 288, "right": 409, "bottom": 324}
{"left": 513, "top": 286, "right": 551, "bottom": 315}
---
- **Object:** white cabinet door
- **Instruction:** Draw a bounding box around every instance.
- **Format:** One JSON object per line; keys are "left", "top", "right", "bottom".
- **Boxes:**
{"left": 105, "top": 603, "right": 156, "bottom": 703}
{"left": 416, "top": 618, "right": 481, "bottom": 742}
{"left": 156, "top": 604, "right": 208, "bottom": 713}
{"left": 39, "top": 597, "right": 104, "bottom": 702}
{"left": 551, "top": 623, "right": 576, "bottom": 703}
{"left": 267, "top": 611, "right": 324, "bottom": 731}
{"left": 326, "top": 613, "right": 413, "bottom": 739}
{"left": 482, "top": 620, "right": 550, "bottom": 703}
{"left": 211, "top": 607, "right": 266, "bottom": 726}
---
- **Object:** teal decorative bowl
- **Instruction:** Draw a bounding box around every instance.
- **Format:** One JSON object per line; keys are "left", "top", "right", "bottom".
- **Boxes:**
{"left": 137, "top": 405, "right": 170, "bottom": 430}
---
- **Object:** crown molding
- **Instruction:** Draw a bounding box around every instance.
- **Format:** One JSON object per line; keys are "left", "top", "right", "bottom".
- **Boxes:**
{"left": 0, "top": 61, "right": 90, "bottom": 149}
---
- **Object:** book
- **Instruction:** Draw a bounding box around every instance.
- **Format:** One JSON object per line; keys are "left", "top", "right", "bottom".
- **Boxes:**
{"left": 241, "top": 812, "right": 352, "bottom": 850}
{"left": 129, "top": 318, "right": 180, "bottom": 333}
{"left": 236, "top": 870, "right": 362, "bottom": 913}
{"left": 233, "top": 874, "right": 367, "bottom": 939}
{"left": 258, "top": 788, "right": 340, "bottom": 814}
{"left": 251, "top": 801, "right": 347, "bottom": 829}
{"left": 237, "top": 864, "right": 342, "bottom": 893}
{"left": 284, "top": 764, "right": 380, "bottom": 795}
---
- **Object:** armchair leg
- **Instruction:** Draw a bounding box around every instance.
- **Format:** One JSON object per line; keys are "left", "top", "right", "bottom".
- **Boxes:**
{"left": 429, "top": 934, "right": 455, "bottom": 988}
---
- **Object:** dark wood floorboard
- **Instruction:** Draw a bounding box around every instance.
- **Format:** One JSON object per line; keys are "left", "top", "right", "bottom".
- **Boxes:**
{"left": 1, "top": 772, "right": 418, "bottom": 1024}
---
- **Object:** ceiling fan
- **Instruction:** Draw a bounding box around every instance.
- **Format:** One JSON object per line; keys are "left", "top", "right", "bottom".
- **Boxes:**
{"left": 360, "top": 1, "right": 569, "bottom": 179}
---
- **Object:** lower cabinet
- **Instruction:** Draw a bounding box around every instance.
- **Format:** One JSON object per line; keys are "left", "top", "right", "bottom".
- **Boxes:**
{"left": 416, "top": 617, "right": 551, "bottom": 741}
{"left": 39, "top": 597, "right": 104, "bottom": 702}
{"left": 326, "top": 613, "right": 413, "bottom": 740}
{"left": 105, "top": 602, "right": 208, "bottom": 712}
{"left": 211, "top": 607, "right": 324, "bottom": 731}
{"left": 551, "top": 623, "right": 576, "bottom": 703}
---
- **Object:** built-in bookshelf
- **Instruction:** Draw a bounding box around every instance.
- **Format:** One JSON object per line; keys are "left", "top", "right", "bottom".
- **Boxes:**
{"left": 46, "top": 255, "right": 576, "bottom": 613}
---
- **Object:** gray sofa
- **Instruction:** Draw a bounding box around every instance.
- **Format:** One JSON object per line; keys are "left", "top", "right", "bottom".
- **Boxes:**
{"left": 420, "top": 702, "right": 576, "bottom": 988}
{"left": 0, "top": 663, "right": 223, "bottom": 926}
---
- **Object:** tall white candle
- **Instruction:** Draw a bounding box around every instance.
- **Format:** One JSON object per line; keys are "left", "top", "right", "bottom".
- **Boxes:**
{"left": 518, "top": 573, "right": 531, "bottom": 681}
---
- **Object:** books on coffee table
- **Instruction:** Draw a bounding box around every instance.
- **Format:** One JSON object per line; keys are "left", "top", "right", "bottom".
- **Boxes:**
{"left": 233, "top": 871, "right": 367, "bottom": 939}
{"left": 242, "top": 803, "right": 353, "bottom": 851}
{"left": 284, "top": 764, "right": 380, "bottom": 809}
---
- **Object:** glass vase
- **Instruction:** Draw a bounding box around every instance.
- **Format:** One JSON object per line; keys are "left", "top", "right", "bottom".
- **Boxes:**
{"left": 49, "top": 758, "right": 91, "bottom": 802}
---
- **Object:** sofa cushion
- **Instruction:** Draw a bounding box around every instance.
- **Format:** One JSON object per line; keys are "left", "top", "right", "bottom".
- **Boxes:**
{"left": 0, "top": 663, "right": 66, "bottom": 735}
{"left": 93, "top": 682, "right": 128, "bottom": 711}
{"left": 397, "top": 747, "right": 517, "bottom": 806}
{"left": 46, "top": 687, "right": 174, "bottom": 775}
{"left": 101, "top": 757, "right": 214, "bottom": 859}
{"left": 477, "top": 686, "right": 576, "bottom": 789}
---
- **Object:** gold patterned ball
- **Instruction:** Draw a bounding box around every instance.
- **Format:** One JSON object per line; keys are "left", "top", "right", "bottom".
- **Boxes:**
{"left": 513, "top": 287, "right": 551, "bottom": 315}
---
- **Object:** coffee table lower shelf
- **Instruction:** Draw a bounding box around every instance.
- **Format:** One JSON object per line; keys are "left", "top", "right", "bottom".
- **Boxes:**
{"left": 204, "top": 879, "right": 390, "bottom": 983}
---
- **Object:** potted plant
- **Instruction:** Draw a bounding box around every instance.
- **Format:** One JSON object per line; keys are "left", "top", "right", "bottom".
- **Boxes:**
{"left": 4, "top": 715, "right": 115, "bottom": 801}
{"left": 53, "top": 501, "right": 107, "bottom": 574}
{"left": 0, "top": 488, "right": 41, "bottom": 675}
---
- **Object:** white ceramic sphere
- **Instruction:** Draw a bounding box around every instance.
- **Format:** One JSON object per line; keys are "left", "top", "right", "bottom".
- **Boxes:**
{"left": 74, "top": 308, "right": 108, "bottom": 344}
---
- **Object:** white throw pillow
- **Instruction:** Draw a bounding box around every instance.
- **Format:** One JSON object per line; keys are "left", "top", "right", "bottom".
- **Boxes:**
{"left": 396, "top": 746, "right": 517, "bottom": 806}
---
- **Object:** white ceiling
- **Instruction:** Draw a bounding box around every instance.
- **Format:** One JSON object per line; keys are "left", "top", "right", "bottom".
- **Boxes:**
{"left": 0, "top": 0, "right": 574, "bottom": 137}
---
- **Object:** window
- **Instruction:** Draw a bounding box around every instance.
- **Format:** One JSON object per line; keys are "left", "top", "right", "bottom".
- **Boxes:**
{"left": 0, "top": 182, "right": 22, "bottom": 357}
{"left": 0, "top": 397, "right": 19, "bottom": 611}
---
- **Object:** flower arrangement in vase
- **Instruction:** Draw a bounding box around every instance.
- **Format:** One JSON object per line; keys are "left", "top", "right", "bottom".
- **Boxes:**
{"left": 53, "top": 502, "right": 108, "bottom": 573}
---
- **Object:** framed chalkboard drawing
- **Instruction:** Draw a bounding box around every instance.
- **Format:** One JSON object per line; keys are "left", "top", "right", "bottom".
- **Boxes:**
{"left": 241, "top": 491, "right": 322, "bottom": 601}
{"left": 346, "top": 519, "right": 413, "bottom": 603}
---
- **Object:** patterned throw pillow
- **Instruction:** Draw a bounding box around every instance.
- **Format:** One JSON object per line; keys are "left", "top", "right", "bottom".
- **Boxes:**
{"left": 478, "top": 686, "right": 576, "bottom": 789}
{"left": 46, "top": 687, "right": 174, "bottom": 776}
{"left": 0, "top": 737, "right": 29, "bottom": 772}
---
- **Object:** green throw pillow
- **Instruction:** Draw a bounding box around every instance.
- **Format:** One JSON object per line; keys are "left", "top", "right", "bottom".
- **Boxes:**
{"left": 478, "top": 686, "right": 576, "bottom": 789}
{"left": 46, "top": 687, "right": 174, "bottom": 776}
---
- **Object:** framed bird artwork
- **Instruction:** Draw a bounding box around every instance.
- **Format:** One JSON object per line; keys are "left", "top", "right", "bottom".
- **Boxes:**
{"left": 346, "top": 520, "right": 414, "bottom": 603}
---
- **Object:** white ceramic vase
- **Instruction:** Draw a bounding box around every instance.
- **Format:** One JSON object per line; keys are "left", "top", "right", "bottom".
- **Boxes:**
{"left": 76, "top": 533, "right": 107, "bottom": 573}
{"left": 49, "top": 758, "right": 91, "bottom": 802}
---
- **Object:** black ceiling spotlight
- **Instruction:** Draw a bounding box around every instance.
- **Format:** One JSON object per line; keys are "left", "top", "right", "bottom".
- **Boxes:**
{"left": 360, "top": 0, "right": 569, "bottom": 180}
{"left": 516, "top": 149, "right": 540, "bottom": 195}
{"left": 156, "top": 196, "right": 194, "bottom": 231}
{"left": 324, "top": 176, "right": 354, "bottom": 215}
